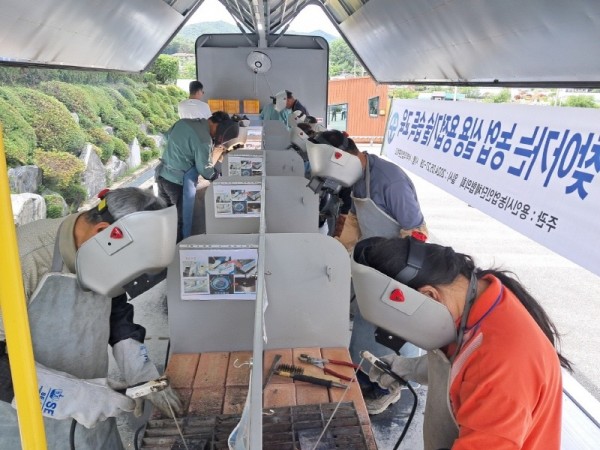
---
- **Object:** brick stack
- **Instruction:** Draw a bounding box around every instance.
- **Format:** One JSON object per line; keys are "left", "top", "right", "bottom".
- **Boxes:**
{"left": 163, "top": 347, "right": 377, "bottom": 449}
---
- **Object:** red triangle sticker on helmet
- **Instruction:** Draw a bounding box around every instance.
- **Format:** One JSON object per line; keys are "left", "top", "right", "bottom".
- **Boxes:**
{"left": 334, "top": 152, "right": 342, "bottom": 159}
{"left": 110, "top": 227, "right": 124, "bottom": 239}
{"left": 390, "top": 289, "right": 405, "bottom": 302}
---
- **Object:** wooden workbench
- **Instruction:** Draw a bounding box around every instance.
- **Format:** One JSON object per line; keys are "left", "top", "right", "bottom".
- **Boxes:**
{"left": 160, "top": 347, "right": 377, "bottom": 449}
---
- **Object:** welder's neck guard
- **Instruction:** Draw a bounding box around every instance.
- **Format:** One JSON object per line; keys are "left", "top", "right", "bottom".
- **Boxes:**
{"left": 351, "top": 238, "right": 457, "bottom": 350}
{"left": 306, "top": 141, "right": 362, "bottom": 188}
{"left": 75, "top": 206, "right": 177, "bottom": 298}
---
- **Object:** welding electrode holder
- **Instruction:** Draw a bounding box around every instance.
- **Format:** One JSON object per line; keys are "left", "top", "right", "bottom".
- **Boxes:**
{"left": 360, "top": 350, "right": 408, "bottom": 386}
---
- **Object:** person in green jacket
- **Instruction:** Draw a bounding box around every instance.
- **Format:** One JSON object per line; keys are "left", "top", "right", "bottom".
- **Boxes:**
{"left": 155, "top": 111, "right": 239, "bottom": 241}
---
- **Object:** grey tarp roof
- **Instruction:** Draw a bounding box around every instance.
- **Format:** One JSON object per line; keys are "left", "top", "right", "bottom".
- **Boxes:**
{"left": 1, "top": 0, "right": 600, "bottom": 86}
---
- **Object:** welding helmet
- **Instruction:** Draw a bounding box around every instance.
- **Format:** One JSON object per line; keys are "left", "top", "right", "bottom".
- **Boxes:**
{"left": 273, "top": 90, "right": 287, "bottom": 112}
{"left": 350, "top": 237, "right": 457, "bottom": 350}
{"left": 309, "top": 122, "right": 327, "bottom": 134}
{"left": 76, "top": 206, "right": 177, "bottom": 297}
{"left": 306, "top": 141, "right": 362, "bottom": 187}
{"left": 289, "top": 110, "right": 307, "bottom": 127}
{"left": 290, "top": 126, "right": 309, "bottom": 152}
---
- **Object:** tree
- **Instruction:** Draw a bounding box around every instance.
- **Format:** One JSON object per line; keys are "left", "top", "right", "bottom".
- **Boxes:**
{"left": 391, "top": 87, "right": 419, "bottom": 99}
{"left": 149, "top": 55, "right": 179, "bottom": 84}
{"left": 563, "top": 95, "right": 597, "bottom": 108}
{"left": 329, "top": 39, "right": 364, "bottom": 77}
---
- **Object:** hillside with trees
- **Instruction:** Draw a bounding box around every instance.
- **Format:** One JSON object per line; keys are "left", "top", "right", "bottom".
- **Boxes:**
{"left": 1, "top": 65, "right": 185, "bottom": 217}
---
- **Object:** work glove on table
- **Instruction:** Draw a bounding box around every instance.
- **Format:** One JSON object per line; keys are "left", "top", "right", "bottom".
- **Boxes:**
{"left": 112, "top": 338, "right": 184, "bottom": 417}
{"left": 11, "top": 363, "right": 135, "bottom": 428}
{"left": 368, "top": 354, "right": 429, "bottom": 392}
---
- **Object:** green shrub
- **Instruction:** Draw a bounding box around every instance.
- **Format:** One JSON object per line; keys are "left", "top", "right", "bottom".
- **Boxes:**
{"left": 123, "top": 106, "right": 144, "bottom": 124}
{"left": 140, "top": 150, "right": 152, "bottom": 163}
{"left": 139, "top": 135, "right": 157, "bottom": 149}
{"left": 34, "top": 149, "right": 85, "bottom": 191}
{"left": 0, "top": 97, "right": 37, "bottom": 165}
{"left": 39, "top": 81, "right": 99, "bottom": 126}
{"left": 44, "top": 194, "right": 66, "bottom": 218}
{"left": 62, "top": 183, "right": 88, "bottom": 209}
{"left": 151, "top": 147, "right": 160, "bottom": 158}
{"left": 87, "top": 127, "right": 114, "bottom": 162}
{"left": 118, "top": 86, "right": 137, "bottom": 102}
{"left": 13, "top": 88, "right": 87, "bottom": 153}
{"left": 112, "top": 137, "right": 130, "bottom": 159}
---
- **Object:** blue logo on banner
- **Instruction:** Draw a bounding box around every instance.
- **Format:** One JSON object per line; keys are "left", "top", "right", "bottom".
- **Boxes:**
{"left": 388, "top": 112, "right": 399, "bottom": 144}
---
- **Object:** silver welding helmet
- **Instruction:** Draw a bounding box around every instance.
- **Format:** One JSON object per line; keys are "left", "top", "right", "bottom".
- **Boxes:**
{"left": 76, "top": 206, "right": 177, "bottom": 297}
{"left": 273, "top": 90, "right": 287, "bottom": 112}
{"left": 350, "top": 238, "right": 457, "bottom": 350}
{"left": 222, "top": 127, "right": 248, "bottom": 151}
{"left": 290, "top": 126, "right": 309, "bottom": 152}
{"left": 309, "top": 122, "right": 327, "bottom": 134}
{"left": 289, "top": 110, "right": 306, "bottom": 127}
{"left": 306, "top": 141, "right": 362, "bottom": 187}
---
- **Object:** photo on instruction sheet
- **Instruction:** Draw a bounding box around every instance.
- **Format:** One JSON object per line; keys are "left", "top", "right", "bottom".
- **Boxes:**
{"left": 180, "top": 248, "right": 258, "bottom": 300}
{"left": 213, "top": 183, "right": 262, "bottom": 218}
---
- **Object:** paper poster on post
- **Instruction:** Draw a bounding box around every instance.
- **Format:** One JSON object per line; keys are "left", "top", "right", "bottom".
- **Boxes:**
{"left": 228, "top": 156, "right": 263, "bottom": 176}
{"left": 382, "top": 99, "right": 600, "bottom": 276}
{"left": 213, "top": 183, "right": 262, "bottom": 218}
{"left": 180, "top": 248, "right": 258, "bottom": 300}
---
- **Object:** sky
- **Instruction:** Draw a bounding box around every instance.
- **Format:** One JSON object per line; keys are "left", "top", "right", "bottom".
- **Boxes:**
{"left": 189, "top": 0, "right": 339, "bottom": 36}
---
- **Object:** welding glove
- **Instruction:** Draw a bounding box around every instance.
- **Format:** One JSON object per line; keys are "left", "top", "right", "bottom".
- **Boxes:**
{"left": 112, "top": 338, "right": 184, "bottom": 417}
{"left": 368, "top": 354, "right": 429, "bottom": 392}
{"left": 11, "top": 362, "right": 135, "bottom": 428}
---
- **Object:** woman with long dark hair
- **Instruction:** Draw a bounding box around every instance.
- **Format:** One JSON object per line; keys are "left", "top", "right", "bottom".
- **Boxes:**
{"left": 352, "top": 236, "right": 570, "bottom": 450}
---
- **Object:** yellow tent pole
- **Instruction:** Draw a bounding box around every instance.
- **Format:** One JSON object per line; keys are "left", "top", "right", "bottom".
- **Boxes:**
{"left": 0, "top": 124, "right": 47, "bottom": 448}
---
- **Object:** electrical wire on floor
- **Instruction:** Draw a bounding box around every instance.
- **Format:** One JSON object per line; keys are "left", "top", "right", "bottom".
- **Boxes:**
{"left": 393, "top": 381, "right": 418, "bottom": 450}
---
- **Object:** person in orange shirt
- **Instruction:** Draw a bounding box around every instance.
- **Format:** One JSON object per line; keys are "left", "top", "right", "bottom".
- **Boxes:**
{"left": 351, "top": 236, "right": 571, "bottom": 450}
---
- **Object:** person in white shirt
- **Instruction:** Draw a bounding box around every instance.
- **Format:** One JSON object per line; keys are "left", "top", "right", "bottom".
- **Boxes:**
{"left": 178, "top": 80, "right": 212, "bottom": 119}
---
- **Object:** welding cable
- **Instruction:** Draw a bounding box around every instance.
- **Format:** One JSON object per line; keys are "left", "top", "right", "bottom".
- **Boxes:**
{"left": 134, "top": 423, "right": 145, "bottom": 450}
{"left": 69, "top": 419, "right": 76, "bottom": 450}
{"left": 393, "top": 381, "right": 418, "bottom": 450}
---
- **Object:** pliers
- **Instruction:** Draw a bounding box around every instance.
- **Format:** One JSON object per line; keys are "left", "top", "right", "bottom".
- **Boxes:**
{"left": 298, "top": 354, "right": 359, "bottom": 382}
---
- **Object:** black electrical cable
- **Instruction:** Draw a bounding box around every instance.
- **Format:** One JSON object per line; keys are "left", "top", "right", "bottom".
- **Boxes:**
{"left": 134, "top": 423, "right": 146, "bottom": 450}
{"left": 393, "top": 381, "right": 418, "bottom": 450}
{"left": 69, "top": 418, "right": 76, "bottom": 450}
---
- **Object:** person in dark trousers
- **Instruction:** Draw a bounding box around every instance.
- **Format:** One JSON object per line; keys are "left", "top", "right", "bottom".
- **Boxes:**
{"left": 155, "top": 111, "right": 240, "bottom": 241}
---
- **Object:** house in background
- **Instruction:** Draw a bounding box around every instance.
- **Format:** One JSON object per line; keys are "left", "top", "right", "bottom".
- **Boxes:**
{"left": 327, "top": 76, "right": 389, "bottom": 143}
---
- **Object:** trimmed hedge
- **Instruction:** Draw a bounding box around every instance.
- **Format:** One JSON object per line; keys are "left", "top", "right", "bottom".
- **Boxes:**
{"left": 0, "top": 97, "right": 36, "bottom": 165}
{"left": 11, "top": 88, "right": 87, "bottom": 154}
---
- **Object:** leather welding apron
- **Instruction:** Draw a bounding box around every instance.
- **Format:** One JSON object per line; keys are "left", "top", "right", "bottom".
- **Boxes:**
{"left": 423, "top": 350, "right": 459, "bottom": 450}
{"left": 349, "top": 157, "right": 408, "bottom": 361}
{"left": 0, "top": 235, "right": 122, "bottom": 450}
{"left": 352, "top": 157, "right": 403, "bottom": 241}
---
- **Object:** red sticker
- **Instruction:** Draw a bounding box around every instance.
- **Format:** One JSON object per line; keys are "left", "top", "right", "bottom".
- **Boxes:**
{"left": 389, "top": 289, "right": 405, "bottom": 302}
{"left": 97, "top": 188, "right": 110, "bottom": 199}
{"left": 110, "top": 227, "right": 124, "bottom": 239}
{"left": 411, "top": 231, "right": 427, "bottom": 242}
{"left": 334, "top": 152, "right": 342, "bottom": 159}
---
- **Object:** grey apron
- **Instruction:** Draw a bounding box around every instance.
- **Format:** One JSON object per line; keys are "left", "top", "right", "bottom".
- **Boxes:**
{"left": 423, "top": 350, "right": 459, "bottom": 450}
{"left": 349, "top": 157, "right": 420, "bottom": 361}
{"left": 352, "top": 156, "right": 403, "bottom": 240}
{"left": 0, "top": 232, "right": 123, "bottom": 450}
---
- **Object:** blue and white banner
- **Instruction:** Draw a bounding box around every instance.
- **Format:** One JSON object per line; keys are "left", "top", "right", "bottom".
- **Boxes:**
{"left": 383, "top": 99, "right": 600, "bottom": 276}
